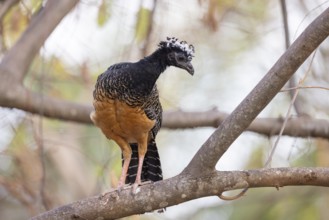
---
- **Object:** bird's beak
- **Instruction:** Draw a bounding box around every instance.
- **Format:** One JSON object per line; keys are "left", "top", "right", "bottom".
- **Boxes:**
{"left": 183, "top": 62, "right": 194, "bottom": 75}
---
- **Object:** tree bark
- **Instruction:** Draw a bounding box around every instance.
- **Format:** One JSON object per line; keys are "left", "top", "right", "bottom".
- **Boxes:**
{"left": 30, "top": 167, "right": 329, "bottom": 220}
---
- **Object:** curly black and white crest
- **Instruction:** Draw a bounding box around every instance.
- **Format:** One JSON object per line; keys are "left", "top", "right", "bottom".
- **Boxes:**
{"left": 158, "top": 37, "right": 195, "bottom": 59}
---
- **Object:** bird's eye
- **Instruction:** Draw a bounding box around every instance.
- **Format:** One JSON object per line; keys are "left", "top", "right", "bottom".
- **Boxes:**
{"left": 177, "top": 55, "right": 185, "bottom": 62}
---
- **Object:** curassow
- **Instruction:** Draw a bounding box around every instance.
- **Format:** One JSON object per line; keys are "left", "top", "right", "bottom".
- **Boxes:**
{"left": 90, "top": 37, "right": 195, "bottom": 192}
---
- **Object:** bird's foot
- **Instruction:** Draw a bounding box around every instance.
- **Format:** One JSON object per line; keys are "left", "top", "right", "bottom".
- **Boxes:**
{"left": 98, "top": 188, "right": 117, "bottom": 199}
{"left": 131, "top": 181, "right": 153, "bottom": 194}
{"left": 132, "top": 183, "right": 140, "bottom": 194}
{"left": 140, "top": 180, "right": 152, "bottom": 186}
{"left": 117, "top": 181, "right": 124, "bottom": 192}
{"left": 116, "top": 181, "right": 132, "bottom": 192}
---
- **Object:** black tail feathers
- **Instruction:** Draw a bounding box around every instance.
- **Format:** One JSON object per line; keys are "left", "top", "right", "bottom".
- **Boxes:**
{"left": 123, "top": 142, "right": 163, "bottom": 184}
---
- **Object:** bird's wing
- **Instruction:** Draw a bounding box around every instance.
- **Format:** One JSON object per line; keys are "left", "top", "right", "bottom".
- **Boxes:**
{"left": 143, "top": 85, "right": 162, "bottom": 139}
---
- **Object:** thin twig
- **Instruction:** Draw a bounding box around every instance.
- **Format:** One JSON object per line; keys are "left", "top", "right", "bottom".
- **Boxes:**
{"left": 31, "top": 48, "right": 50, "bottom": 210}
{"left": 280, "top": 85, "right": 329, "bottom": 92}
{"left": 38, "top": 52, "right": 49, "bottom": 210}
{"left": 280, "top": 0, "right": 302, "bottom": 115}
{"left": 264, "top": 51, "right": 317, "bottom": 167}
{"left": 280, "top": 0, "right": 290, "bottom": 48}
{"left": 264, "top": 88, "right": 299, "bottom": 168}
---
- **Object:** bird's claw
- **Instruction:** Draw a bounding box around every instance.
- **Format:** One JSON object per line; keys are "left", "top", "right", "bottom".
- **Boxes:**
{"left": 116, "top": 182, "right": 124, "bottom": 192}
{"left": 116, "top": 182, "right": 132, "bottom": 192}
{"left": 132, "top": 183, "right": 140, "bottom": 194}
{"left": 140, "top": 180, "right": 152, "bottom": 186}
{"left": 131, "top": 181, "right": 153, "bottom": 194}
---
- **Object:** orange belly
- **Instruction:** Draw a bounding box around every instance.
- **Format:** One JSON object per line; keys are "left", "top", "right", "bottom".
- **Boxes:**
{"left": 91, "top": 99, "right": 155, "bottom": 144}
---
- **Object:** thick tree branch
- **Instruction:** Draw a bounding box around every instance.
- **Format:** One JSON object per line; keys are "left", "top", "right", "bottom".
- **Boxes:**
{"left": 30, "top": 167, "right": 329, "bottom": 220}
{"left": 182, "top": 7, "right": 329, "bottom": 175}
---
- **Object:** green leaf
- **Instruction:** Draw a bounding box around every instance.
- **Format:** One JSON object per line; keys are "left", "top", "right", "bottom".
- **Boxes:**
{"left": 135, "top": 7, "right": 151, "bottom": 42}
{"left": 97, "top": 0, "right": 111, "bottom": 27}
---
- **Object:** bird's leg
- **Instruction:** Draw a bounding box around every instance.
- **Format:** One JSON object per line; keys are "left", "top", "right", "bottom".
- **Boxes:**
{"left": 132, "top": 154, "right": 145, "bottom": 193}
{"left": 116, "top": 141, "right": 132, "bottom": 191}
{"left": 118, "top": 154, "right": 131, "bottom": 190}
{"left": 132, "top": 139, "right": 147, "bottom": 194}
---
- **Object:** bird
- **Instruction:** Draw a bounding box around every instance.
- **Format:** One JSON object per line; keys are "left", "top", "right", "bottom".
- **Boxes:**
{"left": 90, "top": 37, "right": 195, "bottom": 193}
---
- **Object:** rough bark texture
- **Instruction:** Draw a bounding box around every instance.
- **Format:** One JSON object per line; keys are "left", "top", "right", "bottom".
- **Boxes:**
{"left": 31, "top": 168, "right": 329, "bottom": 220}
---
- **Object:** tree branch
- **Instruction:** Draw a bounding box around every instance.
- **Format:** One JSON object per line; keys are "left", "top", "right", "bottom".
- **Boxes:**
{"left": 30, "top": 167, "right": 329, "bottom": 220}
{"left": 182, "top": 6, "right": 329, "bottom": 175}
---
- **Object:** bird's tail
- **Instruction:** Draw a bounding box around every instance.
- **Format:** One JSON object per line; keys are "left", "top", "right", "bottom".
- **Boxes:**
{"left": 123, "top": 142, "right": 163, "bottom": 184}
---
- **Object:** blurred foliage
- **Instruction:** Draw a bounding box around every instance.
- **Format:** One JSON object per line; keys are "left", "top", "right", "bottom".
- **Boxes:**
{"left": 97, "top": 0, "right": 111, "bottom": 27}
{"left": 135, "top": 7, "right": 152, "bottom": 42}
{"left": 0, "top": 0, "right": 329, "bottom": 219}
{"left": 2, "top": 3, "right": 29, "bottom": 48}
{"left": 27, "top": 55, "right": 86, "bottom": 100}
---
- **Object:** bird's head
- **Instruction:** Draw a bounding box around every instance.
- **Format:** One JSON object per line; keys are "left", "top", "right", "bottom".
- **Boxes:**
{"left": 158, "top": 37, "right": 195, "bottom": 75}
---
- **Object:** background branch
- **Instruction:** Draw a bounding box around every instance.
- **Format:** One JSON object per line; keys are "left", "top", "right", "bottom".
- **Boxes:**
{"left": 163, "top": 110, "right": 329, "bottom": 139}
{"left": 0, "top": 85, "right": 93, "bottom": 123}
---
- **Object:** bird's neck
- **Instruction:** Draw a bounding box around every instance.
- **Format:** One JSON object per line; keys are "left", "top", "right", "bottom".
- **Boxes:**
{"left": 142, "top": 48, "right": 169, "bottom": 75}
{"left": 129, "top": 48, "right": 168, "bottom": 96}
